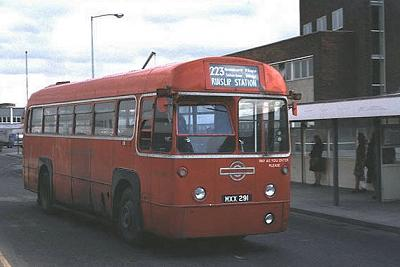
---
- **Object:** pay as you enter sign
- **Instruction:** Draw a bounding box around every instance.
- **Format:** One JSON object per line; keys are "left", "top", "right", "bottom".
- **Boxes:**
{"left": 209, "top": 64, "right": 260, "bottom": 88}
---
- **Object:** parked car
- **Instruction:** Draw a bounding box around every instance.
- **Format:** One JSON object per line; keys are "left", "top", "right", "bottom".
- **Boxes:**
{"left": 7, "top": 132, "right": 23, "bottom": 147}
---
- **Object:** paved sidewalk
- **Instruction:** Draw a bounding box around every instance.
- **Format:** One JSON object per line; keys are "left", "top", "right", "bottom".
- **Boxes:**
{"left": 291, "top": 182, "right": 400, "bottom": 233}
{"left": 5, "top": 151, "right": 22, "bottom": 159}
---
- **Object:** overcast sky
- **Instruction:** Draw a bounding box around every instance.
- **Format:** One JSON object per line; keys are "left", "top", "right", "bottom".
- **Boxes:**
{"left": 0, "top": 0, "right": 299, "bottom": 107}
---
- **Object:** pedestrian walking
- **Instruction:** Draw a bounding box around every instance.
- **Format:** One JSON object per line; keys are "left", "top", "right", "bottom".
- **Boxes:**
{"left": 309, "top": 135, "right": 324, "bottom": 186}
{"left": 353, "top": 132, "right": 366, "bottom": 192}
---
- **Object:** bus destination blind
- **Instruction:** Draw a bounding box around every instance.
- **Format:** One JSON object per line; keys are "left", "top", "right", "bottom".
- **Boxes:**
{"left": 209, "top": 64, "right": 260, "bottom": 88}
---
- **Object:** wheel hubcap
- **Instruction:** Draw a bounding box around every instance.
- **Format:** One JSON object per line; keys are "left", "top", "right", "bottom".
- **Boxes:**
{"left": 121, "top": 204, "right": 132, "bottom": 228}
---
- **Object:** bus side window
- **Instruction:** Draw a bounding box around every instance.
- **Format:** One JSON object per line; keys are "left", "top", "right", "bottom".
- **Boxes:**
{"left": 152, "top": 97, "right": 173, "bottom": 152}
{"left": 117, "top": 99, "right": 136, "bottom": 137}
{"left": 138, "top": 98, "right": 154, "bottom": 151}
{"left": 58, "top": 105, "right": 74, "bottom": 135}
{"left": 75, "top": 104, "right": 93, "bottom": 136}
{"left": 94, "top": 102, "right": 115, "bottom": 136}
{"left": 31, "top": 108, "right": 43, "bottom": 134}
{"left": 43, "top": 107, "right": 57, "bottom": 134}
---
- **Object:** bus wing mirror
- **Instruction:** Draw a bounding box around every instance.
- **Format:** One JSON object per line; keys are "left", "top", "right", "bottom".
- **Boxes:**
{"left": 292, "top": 102, "right": 298, "bottom": 116}
{"left": 288, "top": 90, "right": 302, "bottom": 101}
{"left": 156, "top": 88, "right": 173, "bottom": 97}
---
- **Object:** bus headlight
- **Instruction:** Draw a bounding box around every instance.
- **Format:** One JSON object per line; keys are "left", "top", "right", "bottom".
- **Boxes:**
{"left": 265, "top": 184, "right": 276, "bottom": 198}
{"left": 194, "top": 187, "right": 206, "bottom": 201}
{"left": 264, "top": 213, "right": 274, "bottom": 224}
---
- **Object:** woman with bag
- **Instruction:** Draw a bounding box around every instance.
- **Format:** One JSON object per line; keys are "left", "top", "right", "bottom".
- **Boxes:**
{"left": 353, "top": 132, "right": 367, "bottom": 192}
{"left": 309, "top": 135, "right": 324, "bottom": 186}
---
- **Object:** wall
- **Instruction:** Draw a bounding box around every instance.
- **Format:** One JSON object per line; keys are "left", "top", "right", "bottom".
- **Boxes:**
{"left": 229, "top": 31, "right": 356, "bottom": 102}
{"left": 287, "top": 78, "right": 314, "bottom": 103}
{"left": 300, "top": 0, "right": 373, "bottom": 97}
{"left": 385, "top": 0, "right": 400, "bottom": 94}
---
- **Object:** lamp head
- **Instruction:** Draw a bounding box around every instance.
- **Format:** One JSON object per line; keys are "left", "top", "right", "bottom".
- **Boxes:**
{"left": 114, "top": 13, "right": 124, "bottom": 18}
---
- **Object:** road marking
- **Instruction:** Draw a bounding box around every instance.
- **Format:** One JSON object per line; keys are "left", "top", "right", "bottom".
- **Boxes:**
{"left": 0, "top": 251, "right": 12, "bottom": 267}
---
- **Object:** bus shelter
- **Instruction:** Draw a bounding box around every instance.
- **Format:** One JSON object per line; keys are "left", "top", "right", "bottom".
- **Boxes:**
{"left": 289, "top": 93, "right": 400, "bottom": 204}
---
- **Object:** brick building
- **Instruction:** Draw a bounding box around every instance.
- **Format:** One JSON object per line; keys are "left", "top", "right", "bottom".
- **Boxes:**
{"left": 229, "top": 0, "right": 400, "bottom": 102}
{"left": 229, "top": 0, "right": 400, "bottom": 201}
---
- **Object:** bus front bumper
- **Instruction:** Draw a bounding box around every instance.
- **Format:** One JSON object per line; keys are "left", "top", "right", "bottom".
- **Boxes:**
{"left": 146, "top": 201, "right": 290, "bottom": 239}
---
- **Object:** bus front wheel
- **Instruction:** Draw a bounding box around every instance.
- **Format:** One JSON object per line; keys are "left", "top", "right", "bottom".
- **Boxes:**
{"left": 117, "top": 187, "right": 144, "bottom": 245}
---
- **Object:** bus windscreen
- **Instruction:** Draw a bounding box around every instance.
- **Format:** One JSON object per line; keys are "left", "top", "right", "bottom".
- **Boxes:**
{"left": 239, "top": 98, "right": 289, "bottom": 154}
{"left": 177, "top": 104, "right": 235, "bottom": 154}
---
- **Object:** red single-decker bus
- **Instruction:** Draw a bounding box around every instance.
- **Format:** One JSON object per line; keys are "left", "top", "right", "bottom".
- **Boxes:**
{"left": 24, "top": 56, "right": 292, "bottom": 244}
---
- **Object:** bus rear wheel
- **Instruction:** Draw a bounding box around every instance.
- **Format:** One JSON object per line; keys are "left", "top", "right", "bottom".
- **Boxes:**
{"left": 38, "top": 168, "right": 54, "bottom": 213}
{"left": 117, "top": 187, "right": 144, "bottom": 245}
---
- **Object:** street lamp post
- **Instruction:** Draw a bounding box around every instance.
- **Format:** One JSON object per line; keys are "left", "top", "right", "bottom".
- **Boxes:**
{"left": 25, "top": 51, "right": 28, "bottom": 104}
{"left": 90, "top": 13, "right": 124, "bottom": 78}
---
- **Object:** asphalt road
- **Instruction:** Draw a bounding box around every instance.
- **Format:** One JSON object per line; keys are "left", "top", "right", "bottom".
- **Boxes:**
{"left": 1, "top": 148, "right": 399, "bottom": 267}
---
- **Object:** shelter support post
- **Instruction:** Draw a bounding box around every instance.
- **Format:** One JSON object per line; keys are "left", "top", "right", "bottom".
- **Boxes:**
{"left": 301, "top": 122, "right": 306, "bottom": 184}
{"left": 333, "top": 119, "right": 339, "bottom": 206}
{"left": 374, "top": 118, "right": 382, "bottom": 201}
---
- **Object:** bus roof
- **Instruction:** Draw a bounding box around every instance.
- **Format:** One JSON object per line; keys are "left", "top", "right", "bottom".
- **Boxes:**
{"left": 28, "top": 56, "right": 287, "bottom": 106}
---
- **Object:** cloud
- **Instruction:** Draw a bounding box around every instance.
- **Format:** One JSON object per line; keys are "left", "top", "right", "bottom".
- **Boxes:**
{"left": 0, "top": 0, "right": 299, "bottom": 107}
{"left": 10, "top": 24, "right": 41, "bottom": 34}
{"left": 144, "top": 15, "right": 185, "bottom": 24}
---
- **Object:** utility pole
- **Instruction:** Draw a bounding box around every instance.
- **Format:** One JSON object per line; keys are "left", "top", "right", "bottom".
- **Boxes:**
{"left": 25, "top": 51, "right": 29, "bottom": 104}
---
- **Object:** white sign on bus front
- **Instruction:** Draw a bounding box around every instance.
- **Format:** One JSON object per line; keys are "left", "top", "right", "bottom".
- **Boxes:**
{"left": 209, "top": 64, "right": 260, "bottom": 88}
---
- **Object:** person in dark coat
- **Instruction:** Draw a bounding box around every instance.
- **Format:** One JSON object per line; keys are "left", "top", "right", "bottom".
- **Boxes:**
{"left": 353, "top": 133, "right": 367, "bottom": 192}
{"left": 366, "top": 132, "right": 378, "bottom": 198}
{"left": 309, "top": 135, "right": 324, "bottom": 186}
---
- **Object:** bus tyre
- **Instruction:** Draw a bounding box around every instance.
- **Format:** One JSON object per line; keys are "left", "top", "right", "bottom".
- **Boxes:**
{"left": 38, "top": 168, "right": 54, "bottom": 214}
{"left": 117, "top": 188, "right": 144, "bottom": 246}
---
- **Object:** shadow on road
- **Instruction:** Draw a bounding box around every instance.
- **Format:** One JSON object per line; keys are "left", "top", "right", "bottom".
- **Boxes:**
{"left": 52, "top": 206, "right": 273, "bottom": 260}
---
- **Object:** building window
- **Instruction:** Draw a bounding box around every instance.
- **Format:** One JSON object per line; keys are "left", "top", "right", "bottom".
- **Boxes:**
{"left": 372, "top": 60, "right": 383, "bottom": 85}
{"left": 270, "top": 56, "right": 313, "bottom": 82}
{"left": 285, "top": 62, "right": 292, "bottom": 80}
{"left": 382, "top": 118, "right": 400, "bottom": 165}
{"left": 332, "top": 8, "right": 343, "bottom": 31}
{"left": 371, "top": 5, "right": 381, "bottom": 31}
{"left": 303, "top": 22, "right": 312, "bottom": 35}
{"left": 371, "top": 31, "right": 383, "bottom": 55}
{"left": 301, "top": 60, "right": 308, "bottom": 77}
{"left": 293, "top": 60, "right": 301, "bottom": 79}
{"left": 317, "top": 16, "right": 327, "bottom": 31}
{"left": 308, "top": 58, "right": 314, "bottom": 76}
